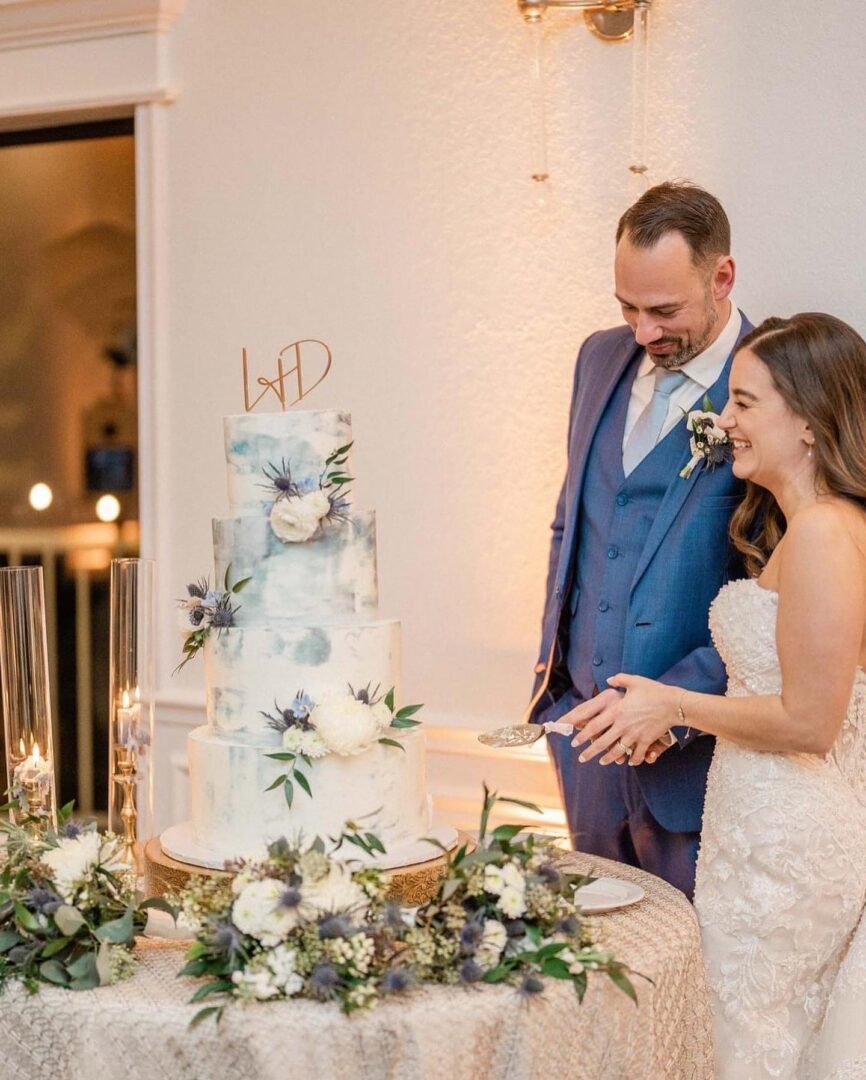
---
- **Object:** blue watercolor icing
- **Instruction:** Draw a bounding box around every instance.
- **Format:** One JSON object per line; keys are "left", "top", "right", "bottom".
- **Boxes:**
{"left": 292, "top": 628, "right": 332, "bottom": 666}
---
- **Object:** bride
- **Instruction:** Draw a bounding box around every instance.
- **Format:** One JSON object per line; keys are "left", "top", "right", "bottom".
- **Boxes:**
{"left": 568, "top": 312, "right": 866, "bottom": 1078}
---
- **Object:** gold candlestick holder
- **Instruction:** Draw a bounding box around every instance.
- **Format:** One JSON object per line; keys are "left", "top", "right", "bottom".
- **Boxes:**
{"left": 112, "top": 743, "right": 139, "bottom": 870}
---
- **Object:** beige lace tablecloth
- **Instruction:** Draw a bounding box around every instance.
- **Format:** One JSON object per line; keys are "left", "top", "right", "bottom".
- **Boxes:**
{"left": 0, "top": 854, "right": 712, "bottom": 1080}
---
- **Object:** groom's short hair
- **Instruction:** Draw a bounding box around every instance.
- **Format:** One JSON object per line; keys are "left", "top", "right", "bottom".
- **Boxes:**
{"left": 616, "top": 180, "right": 731, "bottom": 267}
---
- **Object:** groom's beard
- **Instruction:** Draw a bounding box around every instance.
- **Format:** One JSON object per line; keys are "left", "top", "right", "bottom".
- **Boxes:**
{"left": 649, "top": 293, "right": 720, "bottom": 370}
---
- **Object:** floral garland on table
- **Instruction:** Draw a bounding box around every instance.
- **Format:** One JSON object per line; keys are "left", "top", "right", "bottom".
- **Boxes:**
{"left": 261, "top": 442, "right": 354, "bottom": 544}
{"left": 262, "top": 685, "right": 422, "bottom": 808}
{"left": 176, "top": 565, "right": 251, "bottom": 671}
{"left": 0, "top": 805, "right": 174, "bottom": 992}
{"left": 176, "top": 787, "right": 637, "bottom": 1025}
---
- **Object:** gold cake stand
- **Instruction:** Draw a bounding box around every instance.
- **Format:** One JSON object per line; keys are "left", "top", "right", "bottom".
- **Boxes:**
{"left": 142, "top": 833, "right": 470, "bottom": 906}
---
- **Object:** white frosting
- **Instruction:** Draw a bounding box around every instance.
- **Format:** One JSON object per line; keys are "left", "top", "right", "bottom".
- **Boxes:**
{"left": 186, "top": 725, "right": 431, "bottom": 862}
{"left": 213, "top": 511, "right": 378, "bottom": 622}
{"left": 205, "top": 619, "right": 401, "bottom": 735}
{"left": 165, "top": 409, "right": 440, "bottom": 870}
{"left": 224, "top": 410, "right": 352, "bottom": 515}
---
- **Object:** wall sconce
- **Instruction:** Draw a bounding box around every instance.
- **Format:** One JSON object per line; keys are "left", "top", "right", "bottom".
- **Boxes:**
{"left": 517, "top": 0, "right": 652, "bottom": 189}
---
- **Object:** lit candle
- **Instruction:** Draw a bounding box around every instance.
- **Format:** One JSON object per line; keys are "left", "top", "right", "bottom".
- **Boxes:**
{"left": 116, "top": 688, "right": 144, "bottom": 750}
{"left": 14, "top": 740, "right": 52, "bottom": 789}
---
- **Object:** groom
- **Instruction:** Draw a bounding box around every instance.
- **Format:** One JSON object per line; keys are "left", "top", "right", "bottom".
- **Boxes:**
{"left": 529, "top": 181, "right": 751, "bottom": 898}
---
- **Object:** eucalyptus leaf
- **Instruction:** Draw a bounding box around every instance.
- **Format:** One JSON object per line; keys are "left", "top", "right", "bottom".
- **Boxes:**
{"left": 13, "top": 903, "right": 42, "bottom": 934}
{"left": 0, "top": 930, "right": 21, "bottom": 953}
{"left": 231, "top": 577, "right": 252, "bottom": 594}
{"left": 94, "top": 906, "right": 134, "bottom": 945}
{"left": 389, "top": 717, "right": 421, "bottom": 729}
{"left": 394, "top": 704, "right": 423, "bottom": 720}
{"left": 190, "top": 979, "right": 233, "bottom": 1003}
{"left": 265, "top": 752, "right": 296, "bottom": 763}
{"left": 67, "top": 952, "right": 99, "bottom": 989}
{"left": 41, "top": 936, "right": 72, "bottom": 958}
{"left": 384, "top": 687, "right": 395, "bottom": 713}
{"left": 265, "top": 774, "right": 288, "bottom": 792}
{"left": 284, "top": 778, "right": 294, "bottom": 809}
{"left": 39, "top": 959, "right": 69, "bottom": 986}
{"left": 54, "top": 904, "right": 86, "bottom": 937}
{"left": 140, "top": 897, "right": 178, "bottom": 920}
{"left": 607, "top": 967, "right": 638, "bottom": 1002}
{"left": 491, "top": 824, "right": 524, "bottom": 844}
{"left": 96, "top": 941, "right": 113, "bottom": 985}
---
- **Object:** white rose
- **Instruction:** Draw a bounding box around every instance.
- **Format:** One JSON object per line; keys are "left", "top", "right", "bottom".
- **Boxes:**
{"left": 269, "top": 489, "right": 331, "bottom": 543}
{"left": 232, "top": 878, "right": 299, "bottom": 946}
{"left": 476, "top": 919, "right": 508, "bottom": 969}
{"left": 497, "top": 885, "right": 527, "bottom": 919}
{"left": 310, "top": 693, "right": 382, "bottom": 756}
{"left": 42, "top": 831, "right": 111, "bottom": 903}
{"left": 302, "top": 862, "right": 368, "bottom": 919}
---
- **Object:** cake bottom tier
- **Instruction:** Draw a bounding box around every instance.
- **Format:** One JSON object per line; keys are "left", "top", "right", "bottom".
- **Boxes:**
{"left": 173, "top": 725, "right": 435, "bottom": 868}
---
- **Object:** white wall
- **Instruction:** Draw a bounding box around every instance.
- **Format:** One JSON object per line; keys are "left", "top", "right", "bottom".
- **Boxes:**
{"left": 4, "top": 0, "right": 866, "bottom": 829}
{"left": 153, "top": 0, "right": 866, "bottom": 826}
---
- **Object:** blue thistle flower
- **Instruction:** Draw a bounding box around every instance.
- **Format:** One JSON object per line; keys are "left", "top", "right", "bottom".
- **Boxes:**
{"left": 381, "top": 968, "right": 412, "bottom": 994}
{"left": 61, "top": 821, "right": 86, "bottom": 840}
{"left": 209, "top": 596, "right": 237, "bottom": 631}
{"left": 318, "top": 914, "right": 353, "bottom": 939}
{"left": 26, "top": 887, "right": 62, "bottom": 915}
{"left": 459, "top": 959, "right": 484, "bottom": 984}
{"left": 210, "top": 921, "right": 244, "bottom": 955}
{"left": 519, "top": 972, "right": 545, "bottom": 996}
{"left": 260, "top": 459, "right": 301, "bottom": 501}
{"left": 309, "top": 962, "right": 340, "bottom": 1000}
{"left": 187, "top": 577, "right": 209, "bottom": 599}
{"left": 537, "top": 863, "right": 561, "bottom": 887}
{"left": 279, "top": 886, "right": 303, "bottom": 910}
{"left": 555, "top": 914, "right": 580, "bottom": 936}
{"left": 459, "top": 921, "right": 484, "bottom": 955}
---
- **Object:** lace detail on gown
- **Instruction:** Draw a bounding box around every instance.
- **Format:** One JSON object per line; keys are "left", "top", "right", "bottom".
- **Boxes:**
{"left": 695, "top": 578, "right": 866, "bottom": 1079}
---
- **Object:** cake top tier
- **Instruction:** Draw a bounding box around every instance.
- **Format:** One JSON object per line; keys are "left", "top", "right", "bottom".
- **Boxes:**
{"left": 224, "top": 410, "right": 352, "bottom": 514}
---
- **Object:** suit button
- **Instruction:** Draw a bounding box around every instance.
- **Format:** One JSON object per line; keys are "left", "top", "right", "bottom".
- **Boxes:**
{"left": 592, "top": 655, "right": 603, "bottom": 666}
{"left": 598, "top": 600, "right": 609, "bottom": 612}
{"left": 616, "top": 493, "right": 628, "bottom": 506}
{"left": 607, "top": 546, "right": 618, "bottom": 559}
{"left": 554, "top": 585, "right": 563, "bottom": 599}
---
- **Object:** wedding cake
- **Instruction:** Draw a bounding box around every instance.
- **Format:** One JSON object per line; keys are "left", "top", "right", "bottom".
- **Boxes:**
{"left": 161, "top": 410, "right": 455, "bottom": 870}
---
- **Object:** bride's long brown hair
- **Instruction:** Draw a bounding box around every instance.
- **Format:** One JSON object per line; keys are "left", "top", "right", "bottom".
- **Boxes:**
{"left": 730, "top": 313, "right": 866, "bottom": 577}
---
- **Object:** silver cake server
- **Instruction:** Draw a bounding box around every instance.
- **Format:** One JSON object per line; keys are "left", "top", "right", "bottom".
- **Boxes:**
{"left": 477, "top": 720, "right": 574, "bottom": 749}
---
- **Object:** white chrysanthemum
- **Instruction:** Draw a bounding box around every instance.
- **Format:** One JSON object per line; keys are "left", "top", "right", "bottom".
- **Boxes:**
{"left": 497, "top": 884, "right": 527, "bottom": 919}
{"left": 309, "top": 693, "right": 382, "bottom": 756}
{"left": 303, "top": 862, "right": 368, "bottom": 919}
{"left": 231, "top": 966, "right": 280, "bottom": 1001}
{"left": 269, "top": 489, "right": 331, "bottom": 544}
{"left": 501, "top": 861, "right": 525, "bottom": 892}
{"left": 370, "top": 701, "right": 393, "bottom": 734}
{"left": 232, "top": 878, "right": 298, "bottom": 946}
{"left": 42, "top": 831, "right": 117, "bottom": 903}
{"left": 476, "top": 919, "right": 508, "bottom": 969}
{"left": 483, "top": 864, "right": 505, "bottom": 897}
{"left": 267, "top": 944, "right": 304, "bottom": 996}
{"left": 282, "top": 726, "right": 328, "bottom": 758}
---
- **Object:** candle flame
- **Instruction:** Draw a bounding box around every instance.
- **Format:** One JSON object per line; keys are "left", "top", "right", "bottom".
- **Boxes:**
{"left": 121, "top": 690, "right": 130, "bottom": 709}
{"left": 31, "top": 742, "right": 41, "bottom": 764}
{"left": 18, "top": 738, "right": 25, "bottom": 756}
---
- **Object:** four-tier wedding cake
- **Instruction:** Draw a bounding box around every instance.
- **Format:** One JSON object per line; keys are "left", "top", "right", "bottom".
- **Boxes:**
{"left": 161, "top": 409, "right": 455, "bottom": 869}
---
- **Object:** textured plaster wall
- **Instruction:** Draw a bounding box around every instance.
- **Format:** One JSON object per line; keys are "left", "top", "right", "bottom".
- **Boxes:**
{"left": 163, "top": 0, "right": 866, "bottom": 734}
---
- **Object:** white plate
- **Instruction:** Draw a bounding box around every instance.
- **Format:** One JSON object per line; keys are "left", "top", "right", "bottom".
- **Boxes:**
{"left": 573, "top": 877, "right": 645, "bottom": 914}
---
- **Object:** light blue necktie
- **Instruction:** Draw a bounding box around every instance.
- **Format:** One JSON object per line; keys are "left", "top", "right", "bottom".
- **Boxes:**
{"left": 622, "top": 366, "right": 689, "bottom": 476}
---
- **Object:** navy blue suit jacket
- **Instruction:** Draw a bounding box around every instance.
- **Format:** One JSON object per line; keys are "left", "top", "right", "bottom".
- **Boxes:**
{"left": 530, "top": 315, "right": 753, "bottom": 833}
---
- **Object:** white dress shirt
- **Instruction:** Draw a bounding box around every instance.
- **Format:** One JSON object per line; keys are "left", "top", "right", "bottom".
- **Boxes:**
{"left": 622, "top": 304, "right": 743, "bottom": 451}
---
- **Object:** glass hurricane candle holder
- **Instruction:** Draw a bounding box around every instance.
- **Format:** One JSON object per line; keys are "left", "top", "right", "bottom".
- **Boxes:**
{"left": 0, "top": 566, "right": 57, "bottom": 828}
{"left": 108, "top": 558, "right": 156, "bottom": 873}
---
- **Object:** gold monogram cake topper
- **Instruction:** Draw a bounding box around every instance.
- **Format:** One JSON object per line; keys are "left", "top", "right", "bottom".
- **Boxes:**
{"left": 242, "top": 339, "right": 333, "bottom": 412}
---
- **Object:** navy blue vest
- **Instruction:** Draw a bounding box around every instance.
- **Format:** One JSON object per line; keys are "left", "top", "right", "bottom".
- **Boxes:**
{"left": 566, "top": 357, "right": 709, "bottom": 696}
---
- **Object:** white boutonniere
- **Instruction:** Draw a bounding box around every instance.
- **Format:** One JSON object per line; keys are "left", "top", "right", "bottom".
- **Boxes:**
{"left": 679, "top": 395, "right": 731, "bottom": 479}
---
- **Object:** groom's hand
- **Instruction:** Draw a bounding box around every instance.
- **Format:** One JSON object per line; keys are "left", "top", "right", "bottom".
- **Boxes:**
{"left": 564, "top": 688, "right": 676, "bottom": 766}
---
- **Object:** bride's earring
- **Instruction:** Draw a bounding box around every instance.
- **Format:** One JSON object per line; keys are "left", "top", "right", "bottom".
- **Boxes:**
{"left": 807, "top": 443, "right": 813, "bottom": 459}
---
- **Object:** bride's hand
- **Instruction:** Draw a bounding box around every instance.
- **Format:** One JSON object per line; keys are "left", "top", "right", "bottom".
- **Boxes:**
{"left": 569, "top": 674, "right": 680, "bottom": 766}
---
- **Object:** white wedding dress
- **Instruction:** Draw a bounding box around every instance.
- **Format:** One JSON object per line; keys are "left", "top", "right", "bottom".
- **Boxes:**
{"left": 695, "top": 577, "right": 866, "bottom": 1079}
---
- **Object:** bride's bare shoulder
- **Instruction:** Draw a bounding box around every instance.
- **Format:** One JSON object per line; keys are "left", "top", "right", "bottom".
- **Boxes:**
{"left": 784, "top": 499, "right": 866, "bottom": 567}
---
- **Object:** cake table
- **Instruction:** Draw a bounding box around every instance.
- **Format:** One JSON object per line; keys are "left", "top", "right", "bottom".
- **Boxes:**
{"left": 0, "top": 854, "right": 714, "bottom": 1080}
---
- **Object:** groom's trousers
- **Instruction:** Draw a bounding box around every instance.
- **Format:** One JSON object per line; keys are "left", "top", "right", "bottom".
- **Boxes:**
{"left": 549, "top": 733, "right": 701, "bottom": 899}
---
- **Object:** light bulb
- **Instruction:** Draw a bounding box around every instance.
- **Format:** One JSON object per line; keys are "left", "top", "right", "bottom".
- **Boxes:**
{"left": 96, "top": 494, "right": 121, "bottom": 522}
{"left": 29, "top": 483, "right": 53, "bottom": 511}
